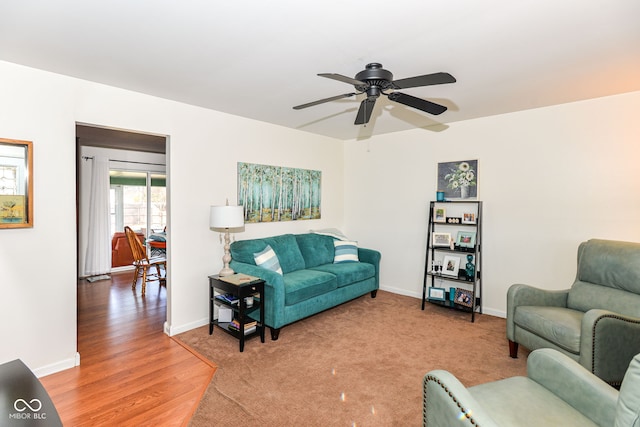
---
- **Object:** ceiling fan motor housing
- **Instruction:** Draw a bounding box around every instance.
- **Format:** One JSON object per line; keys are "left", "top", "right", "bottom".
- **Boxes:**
{"left": 355, "top": 63, "right": 394, "bottom": 98}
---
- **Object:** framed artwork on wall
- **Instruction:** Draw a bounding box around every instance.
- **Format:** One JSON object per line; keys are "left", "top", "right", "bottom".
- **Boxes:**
{"left": 437, "top": 159, "right": 478, "bottom": 200}
{"left": 0, "top": 138, "right": 33, "bottom": 229}
{"left": 237, "top": 162, "right": 321, "bottom": 223}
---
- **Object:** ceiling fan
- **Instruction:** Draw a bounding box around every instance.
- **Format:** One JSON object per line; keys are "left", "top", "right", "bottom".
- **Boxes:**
{"left": 293, "top": 63, "right": 456, "bottom": 125}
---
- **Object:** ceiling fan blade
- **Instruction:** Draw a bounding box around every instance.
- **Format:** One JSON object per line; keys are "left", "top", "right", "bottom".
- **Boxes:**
{"left": 354, "top": 98, "right": 377, "bottom": 125}
{"left": 293, "top": 93, "right": 357, "bottom": 110}
{"left": 318, "top": 73, "right": 366, "bottom": 86}
{"left": 392, "top": 72, "right": 456, "bottom": 89}
{"left": 387, "top": 92, "right": 447, "bottom": 115}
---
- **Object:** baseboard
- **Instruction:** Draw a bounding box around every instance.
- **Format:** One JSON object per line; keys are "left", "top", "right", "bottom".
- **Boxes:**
{"left": 379, "top": 284, "right": 506, "bottom": 318}
{"left": 379, "top": 284, "right": 421, "bottom": 299}
{"left": 164, "top": 318, "right": 208, "bottom": 337}
{"left": 33, "top": 352, "right": 80, "bottom": 378}
{"left": 482, "top": 307, "right": 506, "bottom": 318}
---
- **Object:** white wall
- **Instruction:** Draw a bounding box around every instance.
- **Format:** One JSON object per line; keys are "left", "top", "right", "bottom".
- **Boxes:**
{"left": 344, "top": 91, "right": 640, "bottom": 316}
{"left": 0, "top": 60, "right": 344, "bottom": 375}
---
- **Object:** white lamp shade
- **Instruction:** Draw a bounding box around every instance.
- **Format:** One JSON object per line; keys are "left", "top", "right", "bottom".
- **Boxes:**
{"left": 210, "top": 205, "right": 244, "bottom": 229}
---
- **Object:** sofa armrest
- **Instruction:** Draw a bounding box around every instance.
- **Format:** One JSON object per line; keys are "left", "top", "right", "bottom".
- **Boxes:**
{"left": 507, "top": 284, "right": 569, "bottom": 340}
{"left": 358, "top": 247, "right": 381, "bottom": 285}
{"left": 527, "top": 348, "right": 618, "bottom": 426}
{"left": 579, "top": 309, "right": 640, "bottom": 385}
{"left": 229, "top": 261, "right": 286, "bottom": 328}
{"left": 423, "top": 370, "right": 499, "bottom": 427}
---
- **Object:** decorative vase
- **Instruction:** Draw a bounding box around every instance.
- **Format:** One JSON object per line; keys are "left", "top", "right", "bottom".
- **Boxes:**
{"left": 460, "top": 185, "right": 469, "bottom": 199}
{"left": 465, "top": 254, "right": 475, "bottom": 280}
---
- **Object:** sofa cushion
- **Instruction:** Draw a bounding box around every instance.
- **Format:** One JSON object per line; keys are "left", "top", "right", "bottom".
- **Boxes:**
{"left": 334, "top": 240, "right": 359, "bottom": 263}
{"left": 283, "top": 269, "right": 337, "bottom": 306}
{"left": 514, "top": 306, "right": 583, "bottom": 354}
{"left": 231, "top": 234, "right": 305, "bottom": 274}
{"left": 310, "top": 262, "right": 375, "bottom": 288}
{"left": 470, "top": 377, "right": 600, "bottom": 427}
{"left": 577, "top": 239, "right": 640, "bottom": 294}
{"left": 568, "top": 282, "right": 640, "bottom": 318}
{"left": 295, "top": 233, "right": 335, "bottom": 268}
{"left": 253, "top": 244, "right": 282, "bottom": 275}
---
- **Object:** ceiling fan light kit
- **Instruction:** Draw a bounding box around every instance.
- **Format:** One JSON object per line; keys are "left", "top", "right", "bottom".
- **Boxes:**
{"left": 293, "top": 63, "right": 456, "bottom": 125}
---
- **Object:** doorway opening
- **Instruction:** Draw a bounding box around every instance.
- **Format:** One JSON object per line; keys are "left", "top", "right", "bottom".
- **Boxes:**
{"left": 76, "top": 123, "right": 167, "bottom": 276}
{"left": 75, "top": 123, "right": 169, "bottom": 345}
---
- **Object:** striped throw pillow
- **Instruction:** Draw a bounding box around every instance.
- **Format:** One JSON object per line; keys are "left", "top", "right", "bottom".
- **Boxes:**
{"left": 253, "top": 244, "right": 283, "bottom": 275}
{"left": 334, "top": 240, "right": 359, "bottom": 263}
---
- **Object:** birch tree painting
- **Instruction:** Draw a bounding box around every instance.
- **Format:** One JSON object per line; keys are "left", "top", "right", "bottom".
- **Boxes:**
{"left": 238, "top": 162, "right": 321, "bottom": 223}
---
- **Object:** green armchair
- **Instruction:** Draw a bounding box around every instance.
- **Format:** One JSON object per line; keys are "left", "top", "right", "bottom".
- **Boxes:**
{"left": 423, "top": 348, "right": 640, "bottom": 427}
{"left": 507, "top": 239, "right": 640, "bottom": 386}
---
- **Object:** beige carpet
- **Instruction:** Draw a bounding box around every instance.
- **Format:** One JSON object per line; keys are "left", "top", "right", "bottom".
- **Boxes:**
{"left": 176, "top": 291, "right": 529, "bottom": 426}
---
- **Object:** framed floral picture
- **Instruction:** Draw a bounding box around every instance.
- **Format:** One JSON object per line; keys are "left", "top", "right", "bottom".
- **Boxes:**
{"left": 437, "top": 160, "right": 478, "bottom": 200}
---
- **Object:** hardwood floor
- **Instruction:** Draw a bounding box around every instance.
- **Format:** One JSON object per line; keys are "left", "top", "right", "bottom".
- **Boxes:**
{"left": 40, "top": 271, "right": 216, "bottom": 426}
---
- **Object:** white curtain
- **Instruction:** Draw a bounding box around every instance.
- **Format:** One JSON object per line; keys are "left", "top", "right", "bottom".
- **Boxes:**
{"left": 84, "top": 156, "right": 111, "bottom": 276}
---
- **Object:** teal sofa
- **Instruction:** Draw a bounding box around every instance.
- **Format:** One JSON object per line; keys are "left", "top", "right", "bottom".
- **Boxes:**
{"left": 229, "top": 233, "right": 381, "bottom": 340}
{"left": 507, "top": 239, "right": 640, "bottom": 386}
{"left": 423, "top": 348, "right": 640, "bottom": 427}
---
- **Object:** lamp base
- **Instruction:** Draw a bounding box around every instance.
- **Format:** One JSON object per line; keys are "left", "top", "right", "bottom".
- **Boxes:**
{"left": 219, "top": 267, "right": 235, "bottom": 277}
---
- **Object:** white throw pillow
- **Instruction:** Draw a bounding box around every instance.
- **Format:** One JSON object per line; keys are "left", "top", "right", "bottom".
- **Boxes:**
{"left": 253, "top": 244, "right": 283, "bottom": 275}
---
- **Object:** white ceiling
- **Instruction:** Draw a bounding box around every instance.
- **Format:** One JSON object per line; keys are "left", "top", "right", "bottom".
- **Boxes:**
{"left": 1, "top": 0, "right": 639, "bottom": 141}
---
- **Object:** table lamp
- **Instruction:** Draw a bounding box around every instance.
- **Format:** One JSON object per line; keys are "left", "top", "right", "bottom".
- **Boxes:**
{"left": 210, "top": 203, "right": 245, "bottom": 276}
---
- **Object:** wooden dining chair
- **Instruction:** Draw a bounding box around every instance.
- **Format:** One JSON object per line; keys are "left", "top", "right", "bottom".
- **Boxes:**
{"left": 124, "top": 226, "right": 167, "bottom": 296}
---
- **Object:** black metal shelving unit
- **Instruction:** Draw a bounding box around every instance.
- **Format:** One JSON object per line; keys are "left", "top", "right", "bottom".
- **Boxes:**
{"left": 421, "top": 200, "right": 483, "bottom": 322}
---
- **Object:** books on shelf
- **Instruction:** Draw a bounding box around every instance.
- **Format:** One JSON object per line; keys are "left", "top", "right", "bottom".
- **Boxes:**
{"left": 228, "top": 319, "right": 257, "bottom": 334}
{"left": 215, "top": 293, "right": 239, "bottom": 304}
{"left": 218, "top": 273, "right": 260, "bottom": 285}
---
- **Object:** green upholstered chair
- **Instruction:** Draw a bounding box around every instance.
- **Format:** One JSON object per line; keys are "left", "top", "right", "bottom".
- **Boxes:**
{"left": 423, "top": 348, "right": 640, "bottom": 427}
{"left": 507, "top": 239, "right": 640, "bottom": 386}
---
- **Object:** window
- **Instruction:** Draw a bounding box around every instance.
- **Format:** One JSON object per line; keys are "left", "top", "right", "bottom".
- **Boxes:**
{"left": 109, "top": 170, "right": 166, "bottom": 235}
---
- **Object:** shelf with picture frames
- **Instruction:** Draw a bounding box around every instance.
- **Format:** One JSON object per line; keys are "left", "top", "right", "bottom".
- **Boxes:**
{"left": 422, "top": 200, "right": 482, "bottom": 322}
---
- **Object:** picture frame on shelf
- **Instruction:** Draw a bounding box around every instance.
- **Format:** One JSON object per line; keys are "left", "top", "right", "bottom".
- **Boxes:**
{"left": 432, "top": 232, "right": 452, "bottom": 247}
{"left": 442, "top": 255, "right": 460, "bottom": 277}
{"left": 434, "top": 207, "right": 446, "bottom": 223}
{"left": 456, "top": 231, "right": 476, "bottom": 248}
{"left": 454, "top": 288, "right": 474, "bottom": 308}
{"left": 462, "top": 212, "right": 476, "bottom": 224}
{"left": 427, "top": 287, "right": 446, "bottom": 301}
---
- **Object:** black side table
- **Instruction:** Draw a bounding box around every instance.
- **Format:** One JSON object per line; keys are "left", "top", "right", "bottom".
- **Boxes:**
{"left": 0, "top": 359, "right": 63, "bottom": 426}
{"left": 209, "top": 275, "right": 265, "bottom": 352}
